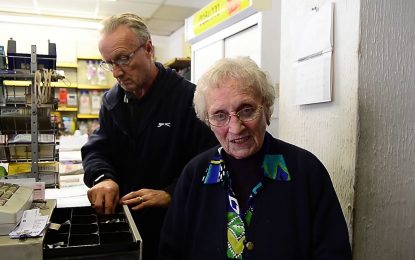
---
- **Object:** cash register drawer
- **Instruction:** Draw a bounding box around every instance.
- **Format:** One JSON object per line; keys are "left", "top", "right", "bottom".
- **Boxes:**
{"left": 43, "top": 205, "right": 142, "bottom": 259}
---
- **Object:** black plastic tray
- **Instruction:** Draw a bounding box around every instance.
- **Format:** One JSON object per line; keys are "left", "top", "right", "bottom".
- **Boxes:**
{"left": 43, "top": 206, "right": 141, "bottom": 259}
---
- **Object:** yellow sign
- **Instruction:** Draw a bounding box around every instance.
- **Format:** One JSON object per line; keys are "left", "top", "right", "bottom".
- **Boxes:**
{"left": 8, "top": 162, "right": 59, "bottom": 175}
{"left": 192, "top": 0, "right": 250, "bottom": 36}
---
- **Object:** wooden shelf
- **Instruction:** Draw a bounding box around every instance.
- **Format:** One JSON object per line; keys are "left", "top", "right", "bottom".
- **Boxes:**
{"left": 77, "top": 84, "right": 111, "bottom": 90}
{"left": 57, "top": 107, "right": 78, "bottom": 112}
{"left": 57, "top": 62, "right": 78, "bottom": 68}
{"left": 77, "top": 56, "right": 102, "bottom": 61}
{"left": 2, "top": 80, "right": 78, "bottom": 88}
{"left": 52, "top": 81, "right": 77, "bottom": 88}
{"left": 77, "top": 114, "right": 99, "bottom": 119}
{"left": 2, "top": 80, "right": 31, "bottom": 86}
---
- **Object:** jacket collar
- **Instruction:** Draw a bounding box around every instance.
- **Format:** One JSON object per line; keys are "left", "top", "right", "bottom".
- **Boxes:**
{"left": 102, "top": 62, "right": 167, "bottom": 110}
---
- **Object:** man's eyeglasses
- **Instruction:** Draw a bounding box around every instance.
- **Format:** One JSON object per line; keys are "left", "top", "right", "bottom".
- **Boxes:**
{"left": 207, "top": 105, "right": 263, "bottom": 127}
{"left": 100, "top": 42, "right": 146, "bottom": 71}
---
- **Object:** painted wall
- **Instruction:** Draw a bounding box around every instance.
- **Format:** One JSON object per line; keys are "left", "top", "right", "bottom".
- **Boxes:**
{"left": 0, "top": 21, "right": 100, "bottom": 62}
{"left": 353, "top": 0, "right": 415, "bottom": 258}
{"left": 0, "top": 17, "right": 171, "bottom": 64}
{"left": 167, "top": 26, "right": 191, "bottom": 62}
{"left": 260, "top": 0, "right": 281, "bottom": 138}
{"left": 188, "top": 0, "right": 281, "bottom": 137}
{"left": 279, "top": 0, "right": 359, "bottom": 240}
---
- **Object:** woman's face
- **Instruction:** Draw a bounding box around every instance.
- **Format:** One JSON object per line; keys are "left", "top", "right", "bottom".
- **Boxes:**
{"left": 206, "top": 78, "right": 267, "bottom": 159}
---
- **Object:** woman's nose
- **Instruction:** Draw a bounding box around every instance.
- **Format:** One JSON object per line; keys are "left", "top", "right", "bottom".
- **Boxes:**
{"left": 228, "top": 115, "right": 244, "bottom": 133}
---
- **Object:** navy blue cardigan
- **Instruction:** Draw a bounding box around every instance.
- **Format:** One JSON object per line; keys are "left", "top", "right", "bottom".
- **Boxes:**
{"left": 160, "top": 133, "right": 352, "bottom": 259}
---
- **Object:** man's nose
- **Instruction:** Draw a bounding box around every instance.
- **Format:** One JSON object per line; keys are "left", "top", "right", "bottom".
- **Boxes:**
{"left": 111, "top": 65, "right": 124, "bottom": 78}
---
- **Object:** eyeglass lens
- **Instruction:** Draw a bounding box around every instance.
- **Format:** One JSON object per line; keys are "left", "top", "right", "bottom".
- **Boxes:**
{"left": 209, "top": 106, "right": 262, "bottom": 126}
{"left": 100, "top": 42, "right": 145, "bottom": 71}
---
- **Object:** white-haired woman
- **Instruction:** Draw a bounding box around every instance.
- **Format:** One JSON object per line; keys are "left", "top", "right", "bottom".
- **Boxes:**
{"left": 159, "top": 57, "right": 351, "bottom": 260}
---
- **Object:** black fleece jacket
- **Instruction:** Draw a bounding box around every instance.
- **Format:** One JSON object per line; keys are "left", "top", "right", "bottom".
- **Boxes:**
{"left": 82, "top": 62, "right": 217, "bottom": 259}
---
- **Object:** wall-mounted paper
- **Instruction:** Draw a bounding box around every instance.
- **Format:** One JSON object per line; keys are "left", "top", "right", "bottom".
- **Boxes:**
{"left": 295, "top": 51, "right": 332, "bottom": 105}
{"left": 294, "top": 1, "right": 334, "bottom": 105}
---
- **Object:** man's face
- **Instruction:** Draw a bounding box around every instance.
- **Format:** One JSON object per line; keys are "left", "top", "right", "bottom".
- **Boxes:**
{"left": 98, "top": 25, "right": 153, "bottom": 93}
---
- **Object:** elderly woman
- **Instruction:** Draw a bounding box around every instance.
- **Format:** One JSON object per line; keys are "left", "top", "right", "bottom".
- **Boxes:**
{"left": 159, "top": 57, "right": 351, "bottom": 259}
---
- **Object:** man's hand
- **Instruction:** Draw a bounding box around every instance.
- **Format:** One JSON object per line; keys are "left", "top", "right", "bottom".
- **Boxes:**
{"left": 87, "top": 179, "right": 120, "bottom": 214}
{"left": 120, "top": 189, "right": 172, "bottom": 211}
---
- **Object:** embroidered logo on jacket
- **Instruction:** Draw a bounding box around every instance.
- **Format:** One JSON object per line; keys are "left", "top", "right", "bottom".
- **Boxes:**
{"left": 157, "top": 122, "right": 171, "bottom": 128}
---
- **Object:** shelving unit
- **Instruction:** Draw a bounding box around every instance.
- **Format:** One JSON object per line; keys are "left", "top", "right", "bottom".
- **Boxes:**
{"left": 164, "top": 57, "right": 191, "bottom": 80}
{"left": 53, "top": 57, "right": 114, "bottom": 135}
{"left": 0, "top": 45, "right": 59, "bottom": 187}
{"left": 164, "top": 57, "right": 191, "bottom": 70}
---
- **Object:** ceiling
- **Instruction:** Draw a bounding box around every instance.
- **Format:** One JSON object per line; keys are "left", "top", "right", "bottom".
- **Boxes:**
{"left": 0, "top": 0, "right": 212, "bottom": 36}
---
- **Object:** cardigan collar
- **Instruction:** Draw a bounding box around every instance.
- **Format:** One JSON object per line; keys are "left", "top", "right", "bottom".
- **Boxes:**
{"left": 202, "top": 132, "right": 291, "bottom": 184}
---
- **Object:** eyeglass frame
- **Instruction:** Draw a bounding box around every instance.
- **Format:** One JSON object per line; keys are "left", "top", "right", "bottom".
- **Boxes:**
{"left": 207, "top": 105, "right": 264, "bottom": 127}
{"left": 99, "top": 41, "right": 147, "bottom": 71}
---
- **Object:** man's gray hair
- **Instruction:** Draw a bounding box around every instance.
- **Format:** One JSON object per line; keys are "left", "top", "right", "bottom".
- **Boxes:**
{"left": 100, "top": 13, "right": 151, "bottom": 44}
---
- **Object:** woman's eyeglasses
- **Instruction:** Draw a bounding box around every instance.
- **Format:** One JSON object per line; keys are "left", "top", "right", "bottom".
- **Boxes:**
{"left": 207, "top": 105, "right": 263, "bottom": 127}
{"left": 99, "top": 42, "right": 146, "bottom": 71}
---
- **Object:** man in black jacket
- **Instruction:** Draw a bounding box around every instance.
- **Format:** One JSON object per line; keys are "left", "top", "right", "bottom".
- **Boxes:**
{"left": 81, "top": 13, "right": 217, "bottom": 259}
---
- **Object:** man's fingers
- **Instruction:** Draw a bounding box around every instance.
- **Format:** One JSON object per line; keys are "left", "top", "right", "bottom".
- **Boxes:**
{"left": 121, "top": 190, "right": 142, "bottom": 201}
{"left": 88, "top": 180, "right": 120, "bottom": 214}
{"left": 104, "top": 199, "right": 113, "bottom": 214}
{"left": 91, "top": 193, "right": 105, "bottom": 214}
{"left": 122, "top": 195, "right": 144, "bottom": 205}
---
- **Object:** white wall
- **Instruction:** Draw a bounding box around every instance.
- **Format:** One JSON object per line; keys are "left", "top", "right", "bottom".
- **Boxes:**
{"left": 0, "top": 16, "right": 172, "bottom": 64}
{"left": 0, "top": 21, "right": 100, "bottom": 63}
{"left": 168, "top": 26, "right": 190, "bottom": 61}
{"left": 189, "top": 0, "right": 281, "bottom": 137}
{"left": 353, "top": 0, "right": 415, "bottom": 258}
{"left": 259, "top": 0, "right": 280, "bottom": 88}
{"left": 153, "top": 26, "right": 189, "bottom": 64}
{"left": 152, "top": 34, "right": 170, "bottom": 64}
{"left": 260, "top": 0, "right": 281, "bottom": 138}
{"left": 281, "top": 0, "right": 415, "bottom": 258}
{"left": 279, "top": 0, "right": 359, "bottom": 240}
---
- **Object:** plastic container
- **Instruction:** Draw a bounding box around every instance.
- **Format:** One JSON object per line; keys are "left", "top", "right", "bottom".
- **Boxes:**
{"left": 67, "top": 92, "right": 77, "bottom": 106}
{"left": 97, "top": 62, "right": 107, "bottom": 86}
{"left": 90, "top": 90, "right": 101, "bottom": 115}
{"left": 86, "top": 60, "right": 97, "bottom": 85}
{"left": 58, "top": 88, "right": 68, "bottom": 105}
{"left": 78, "top": 90, "right": 91, "bottom": 114}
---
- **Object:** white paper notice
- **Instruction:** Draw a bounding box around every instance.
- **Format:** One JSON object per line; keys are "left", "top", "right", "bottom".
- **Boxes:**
{"left": 296, "top": 3, "right": 333, "bottom": 61}
{"left": 295, "top": 51, "right": 332, "bottom": 105}
{"left": 294, "top": 2, "right": 334, "bottom": 105}
{"left": 9, "top": 208, "right": 49, "bottom": 238}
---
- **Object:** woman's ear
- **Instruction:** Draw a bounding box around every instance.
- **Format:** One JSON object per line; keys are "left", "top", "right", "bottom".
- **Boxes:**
{"left": 264, "top": 107, "right": 271, "bottom": 125}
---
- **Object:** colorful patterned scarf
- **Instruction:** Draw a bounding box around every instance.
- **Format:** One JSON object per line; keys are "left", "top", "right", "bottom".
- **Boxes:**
{"left": 202, "top": 145, "right": 291, "bottom": 259}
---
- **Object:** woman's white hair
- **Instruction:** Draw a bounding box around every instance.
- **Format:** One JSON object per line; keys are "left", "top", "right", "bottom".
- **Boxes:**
{"left": 194, "top": 57, "right": 275, "bottom": 125}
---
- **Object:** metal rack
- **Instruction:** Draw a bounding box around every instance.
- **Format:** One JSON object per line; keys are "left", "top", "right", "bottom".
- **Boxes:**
{"left": 0, "top": 45, "right": 59, "bottom": 187}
